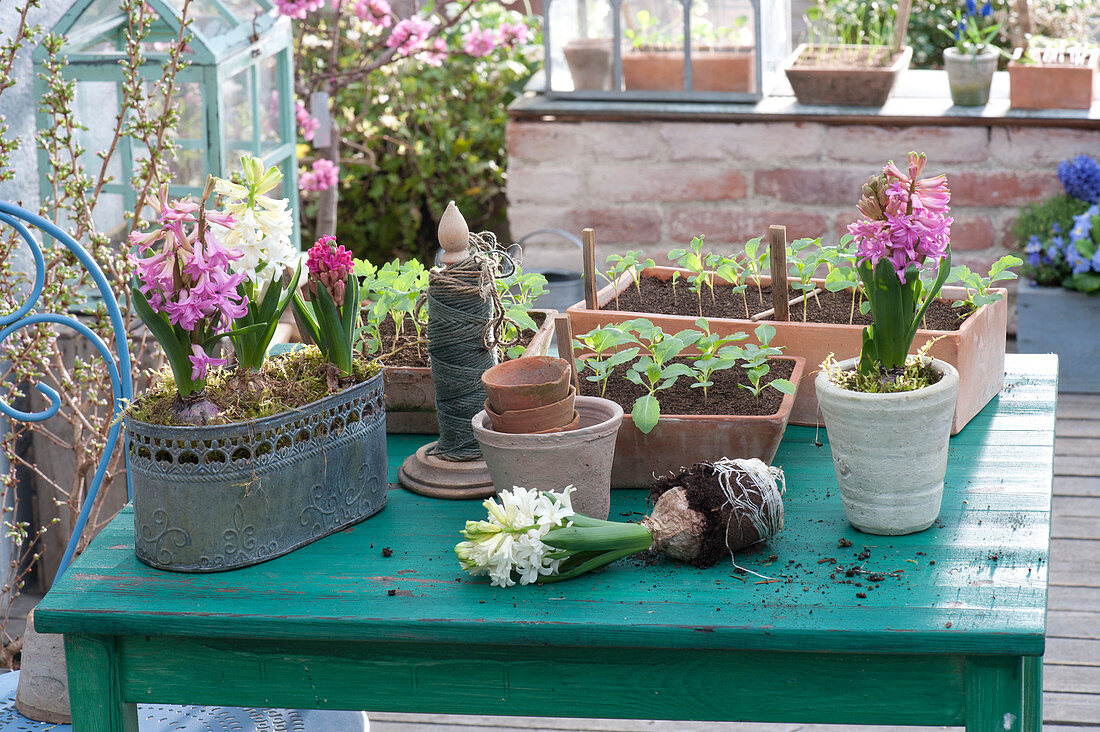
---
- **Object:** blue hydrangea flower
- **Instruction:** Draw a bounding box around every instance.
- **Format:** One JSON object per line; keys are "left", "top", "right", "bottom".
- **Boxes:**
{"left": 1058, "top": 155, "right": 1100, "bottom": 204}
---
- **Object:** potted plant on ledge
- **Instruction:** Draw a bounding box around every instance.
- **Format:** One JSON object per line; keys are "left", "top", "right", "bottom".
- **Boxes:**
{"left": 815, "top": 152, "right": 958, "bottom": 536}
{"left": 940, "top": 0, "right": 1004, "bottom": 106}
{"left": 1008, "top": 37, "right": 1099, "bottom": 110}
{"left": 783, "top": 0, "right": 914, "bottom": 107}
{"left": 1015, "top": 154, "right": 1100, "bottom": 392}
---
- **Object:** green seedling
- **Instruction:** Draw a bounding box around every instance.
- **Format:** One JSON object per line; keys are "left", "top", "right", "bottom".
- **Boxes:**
{"left": 689, "top": 317, "right": 749, "bottom": 402}
{"left": 948, "top": 255, "right": 1021, "bottom": 315}
{"left": 574, "top": 325, "right": 639, "bottom": 397}
{"left": 722, "top": 323, "right": 796, "bottom": 400}
{"left": 669, "top": 235, "right": 714, "bottom": 316}
{"left": 625, "top": 320, "right": 697, "bottom": 435}
{"left": 710, "top": 253, "right": 750, "bottom": 318}
{"left": 822, "top": 235, "right": 864, "bottom": 324}
{"left": 497, "top": 267, "right": 549, "bottom": 358}
{"left": 786, "top": 237, "right": 824, "bottom": 322}
{"left": 742, "top": 236, "right": 770, "bottom": 302}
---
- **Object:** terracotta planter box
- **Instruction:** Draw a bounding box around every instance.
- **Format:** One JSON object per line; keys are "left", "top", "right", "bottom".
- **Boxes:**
{"left": 566, "top": 267, "right": 1007, "bottom": 435}
{"left": 385, "top": 308, "right": 557, "bottom": 433}
{"left": 783, "top": 44, "right": 912, "bottom": 106}
{"left": 574, "top": 352, "right": 804, "bottom": 488}
{"left": 622, "top": 48, "right": 754, "bottom": 92}
{"left": 1008, "top": 50, "right": 1098, "bottom": 110}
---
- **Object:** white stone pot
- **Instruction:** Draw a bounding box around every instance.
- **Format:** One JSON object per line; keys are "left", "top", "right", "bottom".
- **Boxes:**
{"left": 472, "top": 396, "right": 623, "bottom": 519}
{"left": 815, "top": 358, "right": 959, "bottom": 535}
{"left": 944, "top": 47, "right": 998, "bottom": 106}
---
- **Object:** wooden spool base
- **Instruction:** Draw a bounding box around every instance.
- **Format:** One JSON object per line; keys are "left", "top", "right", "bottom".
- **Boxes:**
{"left": 398, "top": 442, "right": 495, "bottom": 499}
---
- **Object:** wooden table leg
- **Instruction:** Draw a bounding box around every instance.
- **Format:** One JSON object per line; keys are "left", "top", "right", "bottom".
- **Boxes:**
{"left": 965, "top": 655, "right": 1040, "bottom": 732}
{"left": 65, "top": 634, "right": 139, "bottom": 732}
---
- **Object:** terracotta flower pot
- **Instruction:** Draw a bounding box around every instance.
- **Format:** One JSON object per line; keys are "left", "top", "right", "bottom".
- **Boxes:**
{"left": 783, "top": 43, "right": 912, "bottom": 106}
{"left": 621, "top": 47, "right": 754, "bottom": 92}
{"left": 481, "top": 355, "right": 572, "bottom": 412}
{"left": 1008, "top": 48, "right": 1098, "bottom": 110}
{"left": 566, "top": 266, "right": 1006, "bottom": 435}
{"left": 384, "top": 308, "right": 557, "bottom": 433}
{"left": 815, "top": 357, "right": 959, "bottom": 535}
{"left": 472, "top": 396, "right": 623, "bottom": 518}
{"left": 483, "top": 385, "right": 577, "bottom": 434}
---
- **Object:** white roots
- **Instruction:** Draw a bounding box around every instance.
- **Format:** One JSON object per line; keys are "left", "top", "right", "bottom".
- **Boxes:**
{"left": 710, "top": 457, "right": 786, "bottom": 556}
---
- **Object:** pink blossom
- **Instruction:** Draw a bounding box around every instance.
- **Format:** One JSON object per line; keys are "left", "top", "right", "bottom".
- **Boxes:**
{"left": 387, "top": 16, "right": 434, "bottom": 56}
{"left": 295, "top": 101, "right": 320, "bottom": 142}
{"left": 424, "top": 37, "right": 448, "bottom": 66}
{"left": 189, "top": 345, "right": 228, "bottom": 382}
{"left": 462, "top": 23, "right": 497, "bottom": 57}
{"left": 353, "top": 0, "right": 392, "bottom": 28}
{"left": 847, "top": 152, "right": 952, "bottom": 284}
{"left": 498, "top": 21, "right": 530, "bottom": 47}
{"left": 307, "top": 235, "right": 355, "bottom": 304}
{"left": 299, "top": 158, "right": 339, "bottom": 192}
{"left": 273, "top": 0, "right": 325, "bottom": 19}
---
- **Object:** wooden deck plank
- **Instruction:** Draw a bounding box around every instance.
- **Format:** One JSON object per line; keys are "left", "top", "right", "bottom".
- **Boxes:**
{"left": 1056, "top": 437, "right": 1100, "bottom": 456}
{"left": 1054, "top": 476, "right": 1100, "bottom": 497}
{"left": 1053, "top": 495, "right": 1100, "bottom": 518}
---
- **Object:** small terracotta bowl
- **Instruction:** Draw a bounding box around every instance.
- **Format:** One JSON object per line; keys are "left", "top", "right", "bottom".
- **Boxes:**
{"left": 484, "top": 386, "right": 576, "bottom": 434}
{"left": 482, "top": 356, "right": 572, "bottom": 413}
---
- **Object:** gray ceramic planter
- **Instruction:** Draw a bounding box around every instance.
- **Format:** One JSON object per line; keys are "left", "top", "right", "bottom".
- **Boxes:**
{"left": 815, "top": 358, "right": 959, "bottom": 536}
{"left": 944, "top": 47, "right": 997, "bottom": 106}
{"left": 126, "top": 370, "right": 387, "bottom": 572}
{"left": 1017, "top": 280, "right": 1100, "bottom": 392}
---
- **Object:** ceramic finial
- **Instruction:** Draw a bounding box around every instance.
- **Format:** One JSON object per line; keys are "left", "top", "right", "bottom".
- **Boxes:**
{"left": 438, "top": 201, "right": 470, "bottom": 266}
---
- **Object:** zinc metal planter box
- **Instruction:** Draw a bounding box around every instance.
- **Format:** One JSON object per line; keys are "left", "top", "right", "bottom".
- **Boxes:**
{"left": 385, "top": 308, "right": 557, "bottom": 433}
{"left": 1017, "top": 280, "right": 1100, "bottom": 392}
{"left": 567, "top": 266, "right": 1007, "bottom": 435}
{"left": 126, "top": 370, "right": 387, "bottom": 572}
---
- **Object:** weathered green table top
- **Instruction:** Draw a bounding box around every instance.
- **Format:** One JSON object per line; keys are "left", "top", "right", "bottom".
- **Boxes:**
{"left": 36, "top": 354, "right": 1055, "bottom": 658}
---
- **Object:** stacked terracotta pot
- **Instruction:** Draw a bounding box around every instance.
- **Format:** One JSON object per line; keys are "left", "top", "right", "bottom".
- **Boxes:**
{"left": 481, "top": 357, "right": 577, "bottom": 434}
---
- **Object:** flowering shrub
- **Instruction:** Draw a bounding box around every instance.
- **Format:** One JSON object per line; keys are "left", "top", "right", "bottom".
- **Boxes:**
{"left": 294, "top": 2, "right": 541, "bottom": 263}
{"left": 845, "top": 152, "right": 953, "bottom": 376}
{"left": 1016, "top": 155, "right": 1100, "bottom": 293}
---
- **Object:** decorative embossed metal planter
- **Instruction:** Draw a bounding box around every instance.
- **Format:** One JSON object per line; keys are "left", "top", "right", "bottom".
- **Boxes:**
{"left": 125, "top": 371, "right": 387, "bottom": 572}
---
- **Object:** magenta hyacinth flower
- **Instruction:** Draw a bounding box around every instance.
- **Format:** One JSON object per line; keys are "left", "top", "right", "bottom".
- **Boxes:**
{"left": 189, "top": 344, "right": 228, "bottom": 381}
{"left": 847, "top": 152, "right": 952, "bottom": 283}
{"left": 307, "top": 234, "right": 355, "bottom": 305}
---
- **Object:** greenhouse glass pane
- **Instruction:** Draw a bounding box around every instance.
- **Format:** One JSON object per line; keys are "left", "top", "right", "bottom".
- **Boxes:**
{"left": 168, "top": 148, "right": 206, "bottom": 187}
{"left": 74, "top": 81, "right": 122, "bottom": 183}
{"left": 163, "top": 0, "right": 235, "bottom": 37}
{"left": 257, "top": 55, "right": 283, "bottom": 150}
{"left": 90, "top": 192, "right": 127, "bottom": 245}
{"left": 222, "top": 68, "right": 255, "bottom": 156}
{"left": 175, "top": 82, "right": 205, "bottom": 140}
{"left": 72, "top": 0, "right": 124, "bottom": 28}
{"left": 218, "top": 0, "right": 264, "bottom": 19}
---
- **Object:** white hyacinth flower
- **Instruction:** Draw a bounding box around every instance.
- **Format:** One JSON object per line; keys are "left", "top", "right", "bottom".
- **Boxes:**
{"left": 455, "top": 486, "right": 575, "bottom": 587}
{"left": 214, "top": 157, "right": 298, "bottom": 290}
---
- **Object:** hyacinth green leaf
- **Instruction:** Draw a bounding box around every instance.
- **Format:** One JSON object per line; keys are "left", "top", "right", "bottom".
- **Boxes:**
{"left": 292, "top": 291, "right": 325, "bottom": 358}
{"left": 632, "top": 394, "right": 660, "bottom": 434}
{"left": 342, "top": 273, "right": 361, "bottom": 345}
{"left": 314, "top": 283, "right": 352, "bottom": 374}
{"left": 202, "top": 323, "right": 267, "bottom": 351}
{"left": 541, "top": 522, "right": 653, "bottom": 552}
{"left": 130, "top": 282, "right": 195, "bottom": 396}
{"left": 771, "top": 378, "right": 797, "bottom": 395}
{"left": 909, "top": 247, "right": 952, "bottom": 343}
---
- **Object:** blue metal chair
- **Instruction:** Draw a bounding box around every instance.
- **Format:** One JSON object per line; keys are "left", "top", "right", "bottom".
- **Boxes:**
{"left": 0, "top": 201, "right": 368, "bottom": 731}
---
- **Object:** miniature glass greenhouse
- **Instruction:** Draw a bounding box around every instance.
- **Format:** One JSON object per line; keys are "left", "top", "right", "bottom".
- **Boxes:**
{"left": 33, "top": 0, "right": 298, "bottom": 243}
{"left": 543, "top": 0, "right": 790, "bottom": 101}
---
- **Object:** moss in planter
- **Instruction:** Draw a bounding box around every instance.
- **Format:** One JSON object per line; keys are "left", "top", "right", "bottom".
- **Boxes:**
{"left": 820, "top": 350, "right": 942, "bottom": 394}
{"left": 130, "top": 346, "right": 381, "bottom": 426}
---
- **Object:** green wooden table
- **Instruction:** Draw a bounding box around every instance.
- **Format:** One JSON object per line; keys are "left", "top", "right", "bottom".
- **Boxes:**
{"left": 35, "top": 354, "right": 1056, "bottom": 732}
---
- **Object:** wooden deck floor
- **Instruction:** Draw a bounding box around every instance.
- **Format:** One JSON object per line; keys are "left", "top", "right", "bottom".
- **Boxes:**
{"left": 374, "top": 391, "right": 1100, "bottom": 732}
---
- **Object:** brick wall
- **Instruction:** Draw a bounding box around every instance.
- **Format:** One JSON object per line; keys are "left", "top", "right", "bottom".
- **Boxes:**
{"left": 505, "top": 118, "right": 1096, "bottom": 297}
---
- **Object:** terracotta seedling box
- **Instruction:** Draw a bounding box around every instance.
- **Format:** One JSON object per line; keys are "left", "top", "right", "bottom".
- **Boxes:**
{"left": 573, "top": 350, "right": 804, "bottom": 488}
{"left": 622, "top": 47, "right": 754, "bottom": 92}
{"left": 567, "top": 267, "right": 1006, "bottom": 435}
{"left": 1008, "top": 49, "right": 1098, "bottom": 110}
{"left": 783, "top": 44, "right": 912, "bottom": 107}
{"left": 385, "top": 308, "right": 557, "bottom": 433}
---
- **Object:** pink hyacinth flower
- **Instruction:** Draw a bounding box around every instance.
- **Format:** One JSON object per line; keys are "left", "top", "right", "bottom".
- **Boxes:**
{"left": 307, "top": 235, "right": 355, "bottom": 305}
{"left": 189, "top": 344, "right": 228, "bottom": 382}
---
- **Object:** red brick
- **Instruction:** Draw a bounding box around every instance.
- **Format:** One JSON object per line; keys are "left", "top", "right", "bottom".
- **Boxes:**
{"left": 591, "top": 165, "right": 747, "bottom": 203}
{"left": 990, "top": 127, "right": 1100, "bottom": 168}
{"left": 755, "top": 168, "right": 869, "bottom": 205}
{"left": 660, "top": 121, "right": 826, "bottom": 162}
{"left": 506, "top": 121, "right": 587, "bottom": 164}
{"left": 586, "top": 122, "right": 660, "bottom": 161}
{"left": 826, "top": 125, "right": 989, "bottom": 164}
{"left": 948, "top": 213, "right": 996, "bottom": 251}
{"left": 949, "top": 171, "right": 1062, "bottom": 206}
{"left": 506, "top": 167, "right": 583, "bottom": 205}
{"left": 566, "top": 207, "right": 665, "bottom": 245}
{"left": 669, "top": 208, "right": 827, "bottom": 245}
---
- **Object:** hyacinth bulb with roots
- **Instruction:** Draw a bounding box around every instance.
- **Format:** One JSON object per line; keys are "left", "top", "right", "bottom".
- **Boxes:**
{"left": 455, "top": 458, "right": 786, "bottom": 587}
